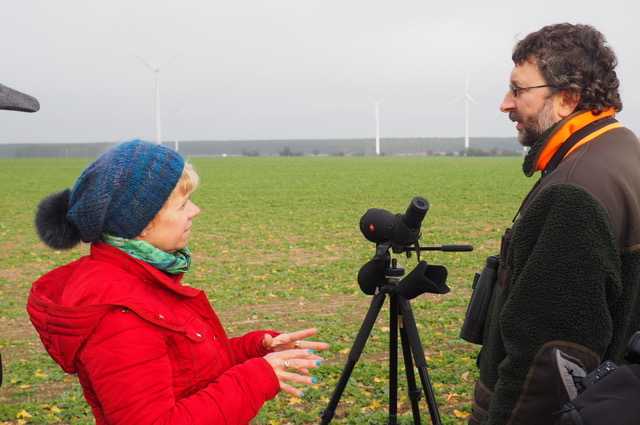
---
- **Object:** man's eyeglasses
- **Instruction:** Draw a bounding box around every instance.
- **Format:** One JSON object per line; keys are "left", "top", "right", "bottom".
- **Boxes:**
{"left": 509, "top": 84, "right": 553, "bottom": 97}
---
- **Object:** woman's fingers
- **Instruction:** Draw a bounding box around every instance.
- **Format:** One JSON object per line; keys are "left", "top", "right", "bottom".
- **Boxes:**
{"left": 264, "top": 349, "right": 325, "bottom": 396}
{"left": 283, "top": 353, "right": 324, "bottom": 372}
{"left": 265, "top": 328, "right": 331, "bottom": 352}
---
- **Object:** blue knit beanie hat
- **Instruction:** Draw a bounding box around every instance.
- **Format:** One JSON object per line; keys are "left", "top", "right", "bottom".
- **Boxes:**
{"left": 35, "top": 140, "right": 185, "bottom": 249}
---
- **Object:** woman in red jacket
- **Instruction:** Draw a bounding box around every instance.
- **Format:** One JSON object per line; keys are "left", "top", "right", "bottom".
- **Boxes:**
{"left": 28, "top": 140, "right": 328, "bottom": 425}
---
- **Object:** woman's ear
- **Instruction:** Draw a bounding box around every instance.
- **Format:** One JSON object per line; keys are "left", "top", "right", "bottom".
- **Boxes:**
{"left": 136, "top": 221, "right": 154, "bottom": 239}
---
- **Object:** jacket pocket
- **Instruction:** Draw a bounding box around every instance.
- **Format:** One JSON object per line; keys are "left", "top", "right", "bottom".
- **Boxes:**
{"left": 171, "top": 315, "right": 227, "bottom": 398}
{"left": 470, "top": 379, "right": 492, "bottom": 424}
{"left": 184, "top": 316, "right": 208, "bottom": 343}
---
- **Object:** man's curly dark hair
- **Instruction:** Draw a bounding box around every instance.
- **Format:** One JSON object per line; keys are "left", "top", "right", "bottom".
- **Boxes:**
{"left": 512, "top": 23, "right": 622, "bottom": 113}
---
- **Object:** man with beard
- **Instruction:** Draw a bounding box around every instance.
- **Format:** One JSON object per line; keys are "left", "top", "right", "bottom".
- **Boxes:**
{"left": 468, "top": 23, "right": 640, "bottom": 424}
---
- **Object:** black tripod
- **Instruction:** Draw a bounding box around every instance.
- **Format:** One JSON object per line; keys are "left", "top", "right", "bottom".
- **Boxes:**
{"left": 319, "top": 257, "right": 450, "bottom": 425}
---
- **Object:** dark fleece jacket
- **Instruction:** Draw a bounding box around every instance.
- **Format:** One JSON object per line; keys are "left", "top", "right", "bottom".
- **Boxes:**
{"left": 471, "top": 114, "right": 640, "bottom": 425}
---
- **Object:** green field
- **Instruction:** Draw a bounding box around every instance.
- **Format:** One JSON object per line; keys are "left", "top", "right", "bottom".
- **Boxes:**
{"left": 0, "top": 156, "right": 533, "bottom": 425}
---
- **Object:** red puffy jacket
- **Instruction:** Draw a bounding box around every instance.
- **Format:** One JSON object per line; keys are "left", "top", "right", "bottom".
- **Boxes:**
{"left": 27, "top": 242, "right": 280, "bottom": 425}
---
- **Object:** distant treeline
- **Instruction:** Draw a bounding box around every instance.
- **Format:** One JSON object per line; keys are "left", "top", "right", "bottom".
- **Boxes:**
{"left": 0, "top": 137, "right": 522, "bottom": 158}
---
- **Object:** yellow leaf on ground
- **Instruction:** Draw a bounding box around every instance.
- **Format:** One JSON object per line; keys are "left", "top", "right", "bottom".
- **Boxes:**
{"left": 454, "top": 409, "right": 471, "bottom": 418}
{"left": 16, "top": 410, "right": 32, "bottom": 419}
{"left": 445, "top": 392, "right": 461, "bottom": 403}
{"left": 368, "top": 401, "right": 381, "bottom": 409}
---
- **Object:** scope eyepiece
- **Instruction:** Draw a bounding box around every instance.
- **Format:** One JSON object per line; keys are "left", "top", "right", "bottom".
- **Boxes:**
{"left": 402, "top": 196, "right": 429, "bottom": 229}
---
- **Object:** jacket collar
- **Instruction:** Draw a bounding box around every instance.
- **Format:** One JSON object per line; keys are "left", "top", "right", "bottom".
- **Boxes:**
{"left": 522, "top": 109, "right": 617, "bottom": 177}
{"left": 90, "top": 241, "right": 186, "bottom": 289}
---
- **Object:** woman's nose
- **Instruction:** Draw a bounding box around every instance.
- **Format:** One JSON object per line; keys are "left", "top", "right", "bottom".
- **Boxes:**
{"left": 189, "top": 201, "right": 201, "bottom": 218}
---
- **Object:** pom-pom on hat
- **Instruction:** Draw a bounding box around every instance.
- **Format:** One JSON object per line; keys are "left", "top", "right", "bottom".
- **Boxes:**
{"left": 35, "top": 140, "right": 185, "bottom": 249}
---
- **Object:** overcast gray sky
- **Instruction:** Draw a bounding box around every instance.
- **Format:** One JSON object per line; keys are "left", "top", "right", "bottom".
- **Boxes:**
{"left": 1, "top": 0, "right": 639, "bottom": 144}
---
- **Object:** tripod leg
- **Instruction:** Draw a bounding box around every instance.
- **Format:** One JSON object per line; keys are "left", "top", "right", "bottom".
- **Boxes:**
{"left": 399, "top": 314, "right": 423, "bottom": 425}
{"left": 319, "top": 291, "right": 387, "bottom": 424}
{"left": 398, "top": 295, "right": 443, "bottom": 425}
{"left": 389, "top": 294, "right": 399, "bottom": 425}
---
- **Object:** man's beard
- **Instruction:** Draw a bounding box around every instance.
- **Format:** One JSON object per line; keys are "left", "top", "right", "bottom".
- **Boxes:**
{"left": 511, "top": 98, "right": 557, "bottom": 147}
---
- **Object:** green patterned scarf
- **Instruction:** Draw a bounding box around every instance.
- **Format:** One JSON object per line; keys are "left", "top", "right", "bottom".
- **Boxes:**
{"left": 100, "top": 233, "right": 191, "bottom": 274}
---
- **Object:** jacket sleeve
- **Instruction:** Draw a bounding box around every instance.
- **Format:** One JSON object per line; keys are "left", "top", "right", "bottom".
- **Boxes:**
{"left": 77, "top": 308, "right": 280, "bottom": 425}
{"left": 229, "top": 330, "right": 280, "bottom": 363}
{"left": 484, "top": 184, "right": 621, "bottom": 425}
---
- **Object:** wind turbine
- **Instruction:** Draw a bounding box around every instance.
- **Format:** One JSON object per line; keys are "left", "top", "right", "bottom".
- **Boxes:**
{"left": 372, "top": 97, "right": 388, "bottom": 156}
{"left": 450, "top": 74, "right": 478, "bottom": 156}
{"left": 164, "top": 106, "right": 181, "bottom": 152}
{"left": 135, "top": 53, "right": 179, "bottom": 144}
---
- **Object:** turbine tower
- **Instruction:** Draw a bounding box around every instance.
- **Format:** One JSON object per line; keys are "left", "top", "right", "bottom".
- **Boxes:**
{"left": 165, "top": 106, "right": 180, "bottom": 152}
{"left": 372, "top": 97, "right": 388, "bottom": 156}
{"left": 135, "top": 53, "right": 179, "bottom": 144}
{"left": 450, "top": 74, "right": 478, "bottom": 155}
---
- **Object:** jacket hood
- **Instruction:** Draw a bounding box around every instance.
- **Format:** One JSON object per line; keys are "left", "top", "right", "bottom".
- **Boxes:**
{"left": 27, "top": 242, "right": 201, "bottom": 373}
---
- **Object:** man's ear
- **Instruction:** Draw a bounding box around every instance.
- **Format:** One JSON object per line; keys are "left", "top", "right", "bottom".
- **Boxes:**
{"left": 557, "top": 90, "right": 581, "bottom": 118}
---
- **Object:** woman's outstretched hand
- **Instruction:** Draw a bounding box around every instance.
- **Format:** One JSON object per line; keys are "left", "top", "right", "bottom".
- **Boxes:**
{"left": 263, "top": 328, "right": 329, "bottom": 352}
{"left": 263, "top": 328, "right": 329, "bottom": 397}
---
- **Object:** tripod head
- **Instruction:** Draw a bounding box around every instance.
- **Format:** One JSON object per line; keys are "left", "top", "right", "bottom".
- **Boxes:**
{"left": 357, "top": 197, "right": 473, "bottom": 298}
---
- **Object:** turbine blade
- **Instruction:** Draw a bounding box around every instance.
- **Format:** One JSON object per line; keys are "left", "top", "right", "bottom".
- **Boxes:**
{"left": 447, "top": 95, "right": 465, "bottom": 105}
{"left": 157, "top": 54, "right": 181, "bottom": 70}
{"left": 370, "top": 95, "right": 390, "bottom": 106}
{"left": 463, "top": 73, "right": 478, "bottom": 104}
{"left": 134, "top": 52, "right": 155, "bottom": 71}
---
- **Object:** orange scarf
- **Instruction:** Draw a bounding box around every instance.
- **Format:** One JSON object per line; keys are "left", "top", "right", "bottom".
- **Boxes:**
{"left": 535, "top": 109, "right": 621, "bottom": 173}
